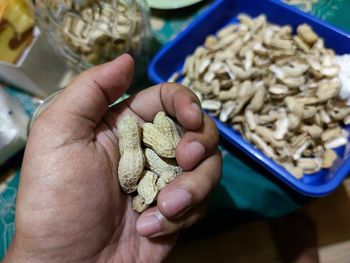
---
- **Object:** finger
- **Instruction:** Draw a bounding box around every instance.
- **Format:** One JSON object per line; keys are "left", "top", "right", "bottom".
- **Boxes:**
{"left": 176, "top": 114, "right": 219, "bottom": 170}
{"left": 158, "top": 151, "right": 222, "bottom": 218}
{"left": 124, "top": 82, "right": 202, "bottom": 131}
{"left": 47, "top": 54, "right": 134, "bottom": 125}
{"left": 136, "top": 201, "right": 208, "bottom": 237}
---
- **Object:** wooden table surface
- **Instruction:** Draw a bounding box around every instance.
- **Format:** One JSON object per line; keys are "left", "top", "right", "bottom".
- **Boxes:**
{"left": 167, "top": 178, "right": 350, "bottom": 263}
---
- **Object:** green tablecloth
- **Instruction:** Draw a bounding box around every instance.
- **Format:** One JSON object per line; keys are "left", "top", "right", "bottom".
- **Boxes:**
{"left": 0, "top": 0, "right": 349, "bottom": 259}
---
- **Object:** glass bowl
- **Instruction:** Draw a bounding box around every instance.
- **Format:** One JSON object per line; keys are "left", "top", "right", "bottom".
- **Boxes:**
{"left": 32, "top": 0, "right": 152, "bottom": 73}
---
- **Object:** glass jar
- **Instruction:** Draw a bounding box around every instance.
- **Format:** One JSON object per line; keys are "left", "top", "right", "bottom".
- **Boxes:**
{"left": 32, "top": 0, "right": 152, "bottom": 74}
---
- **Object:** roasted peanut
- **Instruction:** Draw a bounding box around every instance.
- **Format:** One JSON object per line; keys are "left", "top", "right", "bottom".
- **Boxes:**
{"left": 142, "top": 123, "right": 177, "bottom": 158}
{"left": 132, "top": 195, "right": 148, "bottom": 213}
{"left": 153, "top": 111, "right": 181, "bottom": 149}
{"left": 297, "top": 24, "right": 318, "bottom": 46}
{"left": 144, "top": 148, "right": 182, "bottom": 178}
{"left": 117, "top": 112, "right": 183, "bottom": 212}
{"left": 137, "top": 171, "right": 159, "bottom": 205}
{"left": 157, "top": 170, "right": 178, "bottom": 191}
{"left": 117, "top": 116, "right": 145, "bottom": 193}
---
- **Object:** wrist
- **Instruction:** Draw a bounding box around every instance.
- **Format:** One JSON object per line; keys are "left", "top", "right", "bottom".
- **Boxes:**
{"left": 3, "top": 236, "right": 50, "bottom": 263}
{"left": 3, "top": 235, "right": 94, "bottom": 263}
{"left": 3, "top": 237, "right": 25, "bottom": 263}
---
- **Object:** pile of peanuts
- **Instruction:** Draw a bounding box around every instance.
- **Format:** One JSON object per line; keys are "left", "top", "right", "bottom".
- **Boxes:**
{"left": 117, "top": 112, "right": 182, "bottom": 212}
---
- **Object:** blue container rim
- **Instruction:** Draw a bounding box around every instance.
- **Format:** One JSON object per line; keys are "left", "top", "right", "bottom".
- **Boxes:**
{"left": 149, "top": 0, "right": 349, "bottom": 83}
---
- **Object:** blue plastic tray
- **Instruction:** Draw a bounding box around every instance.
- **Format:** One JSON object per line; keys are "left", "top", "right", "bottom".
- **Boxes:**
{"left": 148, "top": 0, "right": 350, "bottom": 197}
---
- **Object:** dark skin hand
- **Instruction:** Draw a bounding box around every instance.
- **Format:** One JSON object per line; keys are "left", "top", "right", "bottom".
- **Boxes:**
{"left": 4, "top": 55, "right": 222, "bottom": 263}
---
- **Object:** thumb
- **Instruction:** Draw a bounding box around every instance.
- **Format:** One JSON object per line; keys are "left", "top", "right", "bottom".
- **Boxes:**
{"left": 48, "top": 54, "right": 134, "bottom": 125}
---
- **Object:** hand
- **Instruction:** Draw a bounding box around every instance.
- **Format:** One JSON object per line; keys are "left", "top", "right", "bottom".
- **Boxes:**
{"left": 4, "top": 55, "right": 221, "bottom": 263}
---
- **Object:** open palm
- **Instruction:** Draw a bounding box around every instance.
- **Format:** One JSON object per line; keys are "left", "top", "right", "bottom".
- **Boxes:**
{"left": 5, "top": 55, "right": 221, "bottom": 263}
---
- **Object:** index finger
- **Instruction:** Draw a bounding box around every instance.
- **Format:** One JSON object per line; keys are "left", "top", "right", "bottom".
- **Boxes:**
{"left": 124, "top": 83, "right": 202, "bottom": 131}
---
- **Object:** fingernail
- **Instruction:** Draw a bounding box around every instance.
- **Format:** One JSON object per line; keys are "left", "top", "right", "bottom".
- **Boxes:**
{"left": 137, "top": 213, "right": 161, "bottom": 236}
{"left": 191, "top": 103, "right": 202, "bottom": 121}
{"left": 161, "top": 188, "right": 192, "bottom": 217}
{"left": 185, "top": 141, "right": 205, "bottom": 162}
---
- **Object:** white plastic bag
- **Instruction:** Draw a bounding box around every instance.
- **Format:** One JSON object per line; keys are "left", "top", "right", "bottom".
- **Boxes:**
{"left": 0, "top": 87, "right": 29, "bottom": 165}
